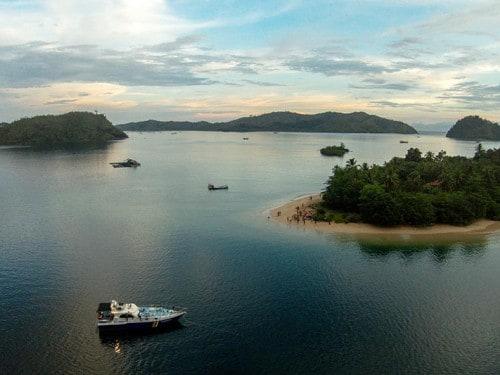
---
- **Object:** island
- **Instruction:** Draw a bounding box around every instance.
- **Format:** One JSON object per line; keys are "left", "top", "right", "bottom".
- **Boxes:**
{"left": 0, "top": 112, "right": 128, "bottom": 149}
{"left": 446, "top": 115, "right": 500, "bottom": 141}
{"left": 271, "top": 146, "right": 500, "bottom": 235}
{"left": 320, "top": 143, "right": 349, "bottom": 157}
{"left": 119, "top": 111, "right": 418, "bottom": 134}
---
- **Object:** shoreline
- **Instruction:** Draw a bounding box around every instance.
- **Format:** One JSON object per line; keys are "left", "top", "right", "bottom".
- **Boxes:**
{"left": 269, "top": 194, "right": 500, "bottom": 236}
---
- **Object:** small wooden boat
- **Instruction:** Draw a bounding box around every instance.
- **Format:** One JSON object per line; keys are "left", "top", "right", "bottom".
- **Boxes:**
{"left": 243, "top": 137, "right": 249, "bottom": 140}
{"left": 110, "top": 158, "right": 141, "bottom": 168}
{"left": 208, "top": 184, "right": 228, "bottom": 190}
{"left": 399, "top": 140, "right": 408, "bottom": 144}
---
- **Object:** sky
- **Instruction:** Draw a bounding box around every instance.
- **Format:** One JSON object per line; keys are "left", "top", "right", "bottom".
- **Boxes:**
{"left": 0, "top": 0, "right": 499, "bottom": 127}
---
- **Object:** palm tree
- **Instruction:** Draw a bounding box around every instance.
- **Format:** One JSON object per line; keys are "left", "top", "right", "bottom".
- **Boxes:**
{"left": 384, "top": 169, "right": 399, "bottom": 190}
{"left": 474, "top": 143, "right": 485, "bottom": 159}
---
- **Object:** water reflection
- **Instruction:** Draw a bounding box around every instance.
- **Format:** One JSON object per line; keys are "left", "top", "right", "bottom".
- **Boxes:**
{"left": 0, "top": 140, "right": 127, "bottom": 166}
{"left": 98, "top": 321, "right": 185, "bottom": 344}
{"left": 335, "top": 233, "right": 490, "bottom": 262}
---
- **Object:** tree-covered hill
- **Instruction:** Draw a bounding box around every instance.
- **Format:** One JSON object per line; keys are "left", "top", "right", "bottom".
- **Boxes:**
{"left": 0, "top": 112, "right": 127, "bottom": 149}
{"left": 320, "top": 143, "right": 349, "bottom": 156}
{"left": 119, "top": 111, "right": 418, "bottom": 134}
{"left": 321, "top": 146, "right": 500, "bottom": 226}
{"left": 446, "top": 115, "right": 500, "bottom": 141}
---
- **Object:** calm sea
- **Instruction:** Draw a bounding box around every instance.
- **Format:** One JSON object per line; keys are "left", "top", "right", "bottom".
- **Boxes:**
{"left": 0, "top": 132, "right": 499, "bottom": 374}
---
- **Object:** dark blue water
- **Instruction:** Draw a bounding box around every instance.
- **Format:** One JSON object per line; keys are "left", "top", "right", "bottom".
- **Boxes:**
{"left": 1, "top": 132, "right": 499, "bottom": 374}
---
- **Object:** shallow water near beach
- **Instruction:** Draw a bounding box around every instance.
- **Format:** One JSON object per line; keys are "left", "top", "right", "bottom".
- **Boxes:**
{"left": 1, "top": 131, "right": 499, "bottom": 374}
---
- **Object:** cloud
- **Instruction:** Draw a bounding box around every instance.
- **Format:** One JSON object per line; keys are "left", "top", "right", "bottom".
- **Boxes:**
{"left": 416, "top": 1, "right": 500, "bottom": 39}
{"left": 370, "top": 100, "right": 438, "bottom": 111}
{"left": 44, "top": 98, "right": 78, "bottom": 105}
{"left": 350, "top": 78, "right": 414, "bottom": 91}
{"left": 0, "top": 0, "right": 302, "bottom": 48}
{"left": 287, "top": 56, "right": 394, "bottom": 76}
{"left": 438, "top": 80, "right": 500, "bottom": 109}
{"left": 1, "top": 0, "right": 500, "bottom": 124}
{"left": 242, "top": 79, "right": 285, "bottom": 87}
{"left": 370, "top": 100, "right": 424, "bottom": 108}
{"left": 0, "top": 0, "right": 216, "bottom": 48}
{"left": 0, "top": 40, "right": 226, "bottom": 88}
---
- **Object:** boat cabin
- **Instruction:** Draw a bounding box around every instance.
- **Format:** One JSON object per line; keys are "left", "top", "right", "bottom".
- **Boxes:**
{"left": 97, "top": 300, "right": 139, "bottom": 321}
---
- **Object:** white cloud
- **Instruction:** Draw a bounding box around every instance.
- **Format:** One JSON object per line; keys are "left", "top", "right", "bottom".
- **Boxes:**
{"left": 0, "top": 0, "right": 215, "bottom": 48}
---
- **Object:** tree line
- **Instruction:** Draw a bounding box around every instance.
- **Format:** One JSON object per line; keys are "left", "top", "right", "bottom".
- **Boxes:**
{"left": 322, "top": 145, "right": 500, "bottom": 226}
{"left": 320, "top": 143, "right": 349, "bottom": 157}
{"left": 0, "top": 112, "right": 127, "bottom": 149}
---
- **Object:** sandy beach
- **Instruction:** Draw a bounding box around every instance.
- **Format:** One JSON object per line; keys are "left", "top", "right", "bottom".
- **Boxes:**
{"left": 269, "top": 194, "right": 500, "bottom": 236}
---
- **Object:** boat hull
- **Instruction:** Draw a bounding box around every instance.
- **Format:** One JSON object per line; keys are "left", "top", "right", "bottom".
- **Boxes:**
{"left": 98, "top": 313, "right": 184, "bottom": 332}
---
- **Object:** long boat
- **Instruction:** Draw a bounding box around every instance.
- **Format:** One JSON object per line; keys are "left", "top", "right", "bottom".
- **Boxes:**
{"left": 110, "top": 158, "right": 141, "bottom": 168}
{"left": 208, "top": 184, "right": 228, "bottom": 190}
{"left": 97, "top": 300, "right": 185, "bottom": 331}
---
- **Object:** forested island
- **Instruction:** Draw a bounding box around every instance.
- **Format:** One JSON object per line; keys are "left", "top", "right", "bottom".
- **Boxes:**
{"left": 320, "top": 143, "right": 349, "bottom": 156}
{"left": 311, "top": 146, "right": 500, "bottom": 227}
{"left": 446, "top": 115, "right": 500, "bottom": 141}
{"left": 0, "top": 112, "right": 127, "bottom": 149}
{"left": 119, "top": 111, "right": 418, "bottom": 134}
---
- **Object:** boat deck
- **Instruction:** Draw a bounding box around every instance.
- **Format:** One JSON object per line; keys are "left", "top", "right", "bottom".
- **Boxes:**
{"left": 139, "top": 306, "right": 177, "bottom": 318}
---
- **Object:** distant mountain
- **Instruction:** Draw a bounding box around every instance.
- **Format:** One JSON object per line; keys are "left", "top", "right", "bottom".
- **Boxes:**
{"left": 119, "top": 111, "right": 418, "bottom": 134}
{"left": 0, "top": 112, "right": 128, "bottom": 149}
{"left": 446, "top": 115, "right": 500, "bottom": 141}
{"left": 411, "top": 122, "right": 451, "bottom": 133}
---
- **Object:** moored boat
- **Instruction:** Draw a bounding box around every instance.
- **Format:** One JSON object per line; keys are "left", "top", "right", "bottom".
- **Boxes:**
{"left": 97, "top": 300, "right": 185, "bottom": 331}
{"left": 110, "top": 159, "right": 141, "bottom": 168}
{"left": 208, "top": 183, "right": 229, "bottom": 190}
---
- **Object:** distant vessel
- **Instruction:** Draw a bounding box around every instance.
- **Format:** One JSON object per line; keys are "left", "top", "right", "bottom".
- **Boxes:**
{"left": 243, "top": 137, "right": 249, "bottom": 140}
{"left": 110, "top": 159, "right": 141, "bottom": 168}
{"left": 208, "top": 183, "right": 228, "bottom": 190}
{"left": 399, "top": 140, "right": 408, "bottom": 143}
{"left": 97, "top": 300, "right": 185, "bottom": 331}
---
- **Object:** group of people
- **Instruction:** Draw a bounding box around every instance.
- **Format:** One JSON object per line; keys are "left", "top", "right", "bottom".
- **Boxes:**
{"left": 278, "top": 203, "right": 314, "bottom": 224}
{"left": 269, "top": 196, "right": 321, "bottom": 225}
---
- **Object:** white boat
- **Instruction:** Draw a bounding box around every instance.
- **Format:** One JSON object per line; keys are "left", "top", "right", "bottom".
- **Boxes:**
{"left": 97, "top": 300, "right": 185, "bottom": 331}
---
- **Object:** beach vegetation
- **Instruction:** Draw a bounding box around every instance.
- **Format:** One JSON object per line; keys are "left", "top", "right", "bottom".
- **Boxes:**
{"left": 322, "top": 145, "right": 500, "bottom": 226}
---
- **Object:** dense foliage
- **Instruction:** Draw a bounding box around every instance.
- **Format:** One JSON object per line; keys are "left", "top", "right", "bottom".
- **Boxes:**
{"left": 320, "top": 143, "right": 349, "bottom": 156}
{"left": 120, "top": 111, "right": 417, "bottom": 134}
{"left": 446, "top": 115, "right": 500, "bottom": 141}
{"left": 0, "top": 112, "right": 127, "bottom": 149}
{"left": 322, "top": 146, "right": 500, "bottom": 226}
